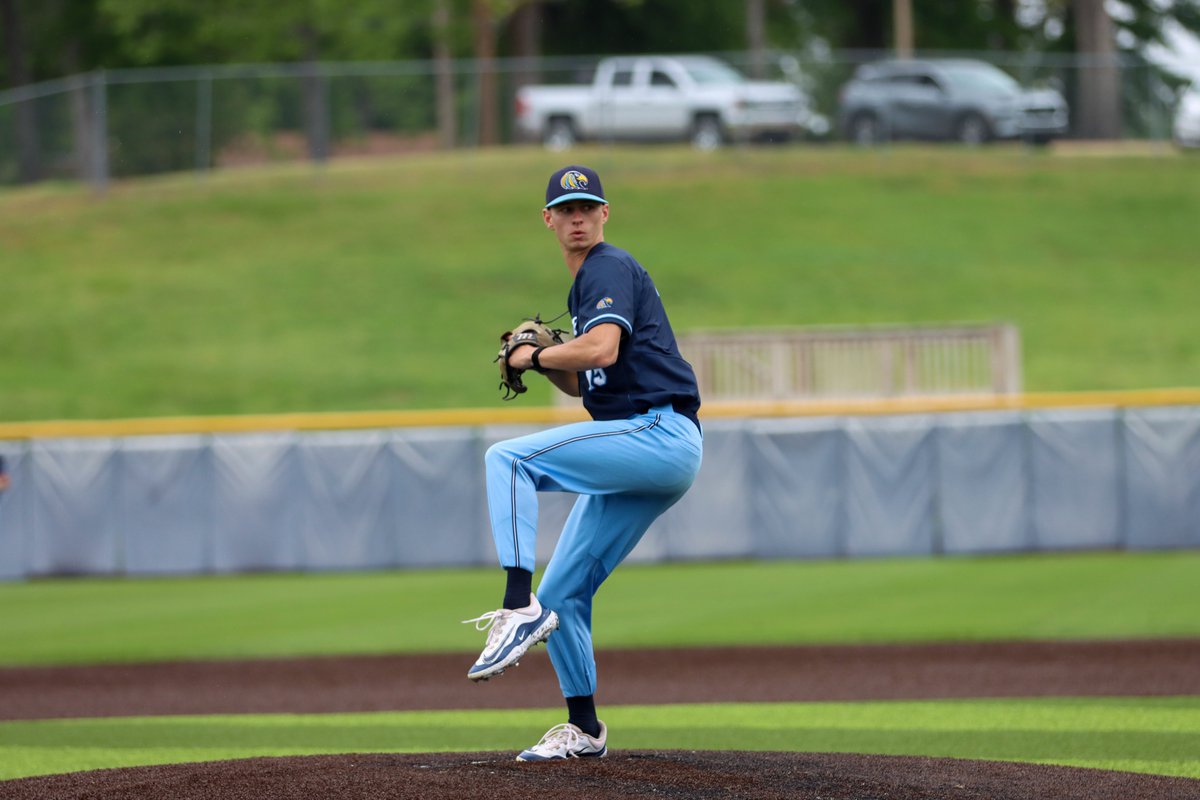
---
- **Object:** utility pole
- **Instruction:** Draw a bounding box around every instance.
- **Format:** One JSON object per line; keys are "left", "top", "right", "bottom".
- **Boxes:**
{"left": 893, "top": 0, "right": 914, "bottom": 58}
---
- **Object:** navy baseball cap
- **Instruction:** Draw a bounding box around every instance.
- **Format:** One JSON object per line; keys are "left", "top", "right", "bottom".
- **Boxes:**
{"left": 545, "top": 165, "right": 606, "bottom": 208}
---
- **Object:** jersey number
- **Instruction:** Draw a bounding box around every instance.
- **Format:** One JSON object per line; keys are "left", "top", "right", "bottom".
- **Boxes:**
{"left": 584, "top": 368, "right": 607, "bottom": 391}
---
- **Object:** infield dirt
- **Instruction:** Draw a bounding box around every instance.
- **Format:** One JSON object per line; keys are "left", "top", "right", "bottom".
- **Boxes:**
{"left": 3, "top": 639, "right": 1199, "bottom": 799}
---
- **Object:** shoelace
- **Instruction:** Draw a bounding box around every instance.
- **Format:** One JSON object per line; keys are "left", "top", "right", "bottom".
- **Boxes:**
{"left": 529, "top": 724, "right": 582, "bottom": 757}
{"left": 462, "top": 609, "right": 513, "bottom": 653}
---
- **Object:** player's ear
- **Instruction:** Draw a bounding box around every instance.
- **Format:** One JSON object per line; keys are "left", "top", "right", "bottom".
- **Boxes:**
{"left": 543, "top": 208, "right": 553, "bottom": 228}
{"left": 601, "top": 204, "right": 609, "bottom": 223}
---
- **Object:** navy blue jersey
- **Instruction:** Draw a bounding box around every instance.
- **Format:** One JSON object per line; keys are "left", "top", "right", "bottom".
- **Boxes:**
{"left": 568, "top": 242, "right": 701, "bottom": 427}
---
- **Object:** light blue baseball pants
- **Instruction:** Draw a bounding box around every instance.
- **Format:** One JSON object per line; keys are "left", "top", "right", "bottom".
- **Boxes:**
{"left": 484, "top": 405, "right": 703, "bottom": 698}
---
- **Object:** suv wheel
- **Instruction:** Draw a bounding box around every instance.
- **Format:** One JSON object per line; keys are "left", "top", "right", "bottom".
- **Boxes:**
{"left": 691, "top": 115, "right": 724, "bottom": 151}
{"left": 956, "top": 113, "right": 990, "bottom": 145}
{"left": 543, "top": 118, "right": 576, "bottom": 151}
{"left": 850, "top": 113, "right": 883, "bottom": 146}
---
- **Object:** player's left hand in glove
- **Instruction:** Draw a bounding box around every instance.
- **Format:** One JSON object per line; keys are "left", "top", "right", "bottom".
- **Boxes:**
{"left": 496, "top": 315, "right": 569, "bottom": 401}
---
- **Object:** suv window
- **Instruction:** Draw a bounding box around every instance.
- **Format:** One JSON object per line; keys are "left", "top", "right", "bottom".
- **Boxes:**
{"left": 611, "top": 69, "right": 634, "bottom": 88}
{"left": 941, "top": 64, "right": 1019, "bottom": 93}
{"left": 650, "top": 70, "right": 677, "bottom": 88}
{"left": 889, "top": 74, "right": 941, "bottom": 90}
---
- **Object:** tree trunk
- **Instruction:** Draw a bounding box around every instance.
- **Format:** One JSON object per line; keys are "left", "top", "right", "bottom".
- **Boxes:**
{"left": 990, "top": 0, "right": 1018, "bottom": 50}
{"left": 1, "top": 0, "right": 42, "bottom": 183}
{"left": 299, "top": 25, "right": 330, "bottom": 163}
{"left": 63, "top": 40, "right": 93, "bottom": 181}
{"left": 893, "top": 0, "right": 913, "bottom": 58}
{"left": 472, "top": 0, "right": 499, "bottom": 146}
{"left": 1072, "top": 0, "right": 1121, "bottom": 139}
{"left": 432, "top": 0, "right": 457, "bottom": 149}
{"left": 847, "top": 0, "right": 889, "bottom": 50}
{"left": 745, "top": 0, "right": 766, "bottom": 79}
{"left": 510, "top": 1, "right": 542, "bottom": 91}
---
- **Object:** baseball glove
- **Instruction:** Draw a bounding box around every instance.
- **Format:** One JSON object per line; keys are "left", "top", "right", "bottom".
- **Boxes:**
{"left": 496, "top": 315, "right": 570, "bottom": 400}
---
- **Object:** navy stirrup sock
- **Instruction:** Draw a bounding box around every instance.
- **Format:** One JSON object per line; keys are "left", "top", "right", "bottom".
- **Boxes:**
{"left": 503, "top": 568, "right": 533, "bottom": 610}
{"left": 566, "top": 695, "right": 601, "bottom": 738}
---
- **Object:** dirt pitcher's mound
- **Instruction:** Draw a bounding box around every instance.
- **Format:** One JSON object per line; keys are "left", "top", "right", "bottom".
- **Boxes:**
{"left": 4, "top": 751, "right": 1199, "bottom": 800}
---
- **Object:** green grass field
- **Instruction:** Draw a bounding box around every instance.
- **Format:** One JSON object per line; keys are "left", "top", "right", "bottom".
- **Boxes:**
{"left": 2, "top": 552, "right": 1199, "bottom": 780}
{"left": 2, "top": 145, "right": 1198, "bottom": 422}
{"left": 2, "top": 551, "right": 1199, "bottom": 666}
{"left": 2, "top": 551, "right": 1200, "bottom": 662}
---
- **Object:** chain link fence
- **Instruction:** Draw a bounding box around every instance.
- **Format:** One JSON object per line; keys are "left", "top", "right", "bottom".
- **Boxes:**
{"left": 0, "top": 49, "right": 1189, "bottom": 189}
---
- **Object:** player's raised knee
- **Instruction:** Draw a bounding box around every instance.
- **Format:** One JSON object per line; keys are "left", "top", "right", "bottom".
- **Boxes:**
{"left": 485, "top": 441, "right": 520, "bottom": 474}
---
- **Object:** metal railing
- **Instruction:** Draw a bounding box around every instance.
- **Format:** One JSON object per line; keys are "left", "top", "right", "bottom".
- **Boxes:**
{"left": 679, "top": 323, "right": 1021, "bottom": 402}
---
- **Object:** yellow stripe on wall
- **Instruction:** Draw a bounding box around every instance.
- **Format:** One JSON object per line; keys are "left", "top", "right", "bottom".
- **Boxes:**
{"left": 1, "top": 388, "right": 1198, "bottom": 440}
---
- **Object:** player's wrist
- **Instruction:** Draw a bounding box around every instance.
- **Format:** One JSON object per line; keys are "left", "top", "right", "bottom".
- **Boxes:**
{"left": 530, "top": 346, "right": 549, "bottom": 374}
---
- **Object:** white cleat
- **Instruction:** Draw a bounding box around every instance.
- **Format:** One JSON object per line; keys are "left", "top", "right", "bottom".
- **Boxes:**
{"left": 463, "top": 594, "right": 558, "bottom": 682}
{"left": 516, "top": 721, "right": 608, "bottom": 761}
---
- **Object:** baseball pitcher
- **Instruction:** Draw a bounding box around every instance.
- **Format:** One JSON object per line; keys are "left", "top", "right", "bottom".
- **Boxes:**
{"left": 465, "top": 165, "right": 703, "bottom": 761}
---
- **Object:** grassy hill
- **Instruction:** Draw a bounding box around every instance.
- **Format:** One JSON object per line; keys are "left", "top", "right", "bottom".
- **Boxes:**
{"left": 1, "top": 145, "right": 1196, "bottom": 422}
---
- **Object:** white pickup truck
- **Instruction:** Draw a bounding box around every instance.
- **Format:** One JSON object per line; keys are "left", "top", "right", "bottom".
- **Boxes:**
{"left": 514, "top": 55, "right": 820, "bottom": 150}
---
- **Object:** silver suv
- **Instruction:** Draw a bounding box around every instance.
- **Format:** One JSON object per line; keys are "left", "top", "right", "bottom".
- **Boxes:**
{"left": 838, "top": 59, "right": 1069, "bottom": 145}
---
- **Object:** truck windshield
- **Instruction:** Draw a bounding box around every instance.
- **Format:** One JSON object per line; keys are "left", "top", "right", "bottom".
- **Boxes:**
{"left": 684, "top": 61, "right": 746, "bottom": 85}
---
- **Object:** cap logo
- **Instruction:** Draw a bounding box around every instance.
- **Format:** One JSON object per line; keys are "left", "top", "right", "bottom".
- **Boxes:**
{"left": 561, "top": 171, "right": 589, "bottom": 191}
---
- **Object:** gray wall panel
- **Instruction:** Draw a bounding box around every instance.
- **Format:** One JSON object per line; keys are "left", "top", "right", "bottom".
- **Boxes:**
{"left": 120, "top": 435, "right": 213, "bottom": 575}
{"left": 211, "top": 433, "right": 301, "bottom": 572}
{"left": 1123, "top": 406, "right": 1200, "bottom": 549}
{"left": 392, "top": 427, "right": 487, "bottom": 567}
{"left": 845, "top": 415, "right": 936, "bottom": 557}
{"left": 655, "top": 422, "right": 754, "bottom": 562}
{"left": 0, "top": 443, "right": 30, "bottom": 580}
{"left": 747, "top": 418, "right": 844, "bottom": 558}
{"left": 1028, "top": 410, "right": 1121, "bottom": 550}
{"left": 296, "top": 431, "right": 395, "bottom": 571}
{"left": 936, "top": 412, "right": 1030, "bottom": 553}
{"left": 29, "top": 438, "right": 122, "bottom": 575}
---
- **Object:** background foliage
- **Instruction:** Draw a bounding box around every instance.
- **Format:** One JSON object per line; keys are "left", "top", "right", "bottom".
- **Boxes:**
{"left": 4, "top": 1, "right": 1199, "bottom": 87}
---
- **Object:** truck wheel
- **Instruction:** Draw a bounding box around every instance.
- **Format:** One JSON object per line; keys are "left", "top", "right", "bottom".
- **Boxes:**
{"left": 849, "top": 113, "right": 883, "bottom": 146}
{"left": 691, "top": 116, "right": 724, "bottom": 151}
{"left": 543, "top": 118, "right": 576, "bottom": 151}
{"left": 956, "top": 113, "right": 991, "bottom": 145}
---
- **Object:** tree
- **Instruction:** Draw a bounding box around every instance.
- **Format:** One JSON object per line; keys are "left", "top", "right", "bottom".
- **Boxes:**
{"left": 472, "top": 0, "right": 500, "bottom": 146}
{"left": 1072, "top": 0, "right": 1121, "bottom": 138}
{"left": 98, "top": 0, "right": 435, "bottom": 160}
{"left": 2, "top": 0, "right": 42, "bottom": 181}
{"left": 893, "top": 0, "right": 913, "bottom": 57}
{"left": 746, "top": 0, "right": 766, "bottom": 77}
{"left": 432, "top": 0, "right": 457, "bottom": 149}
{"left": 1013, "top": 1, "right": 1200, "bottom": 138}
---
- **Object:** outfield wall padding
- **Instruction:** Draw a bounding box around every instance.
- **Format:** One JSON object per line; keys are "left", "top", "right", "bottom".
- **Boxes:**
{"left": 1, "top": 406, "right": 1198, "bottom": 578}
{"left": 935, "top": 412, "right": 1030, "bottom": 554}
